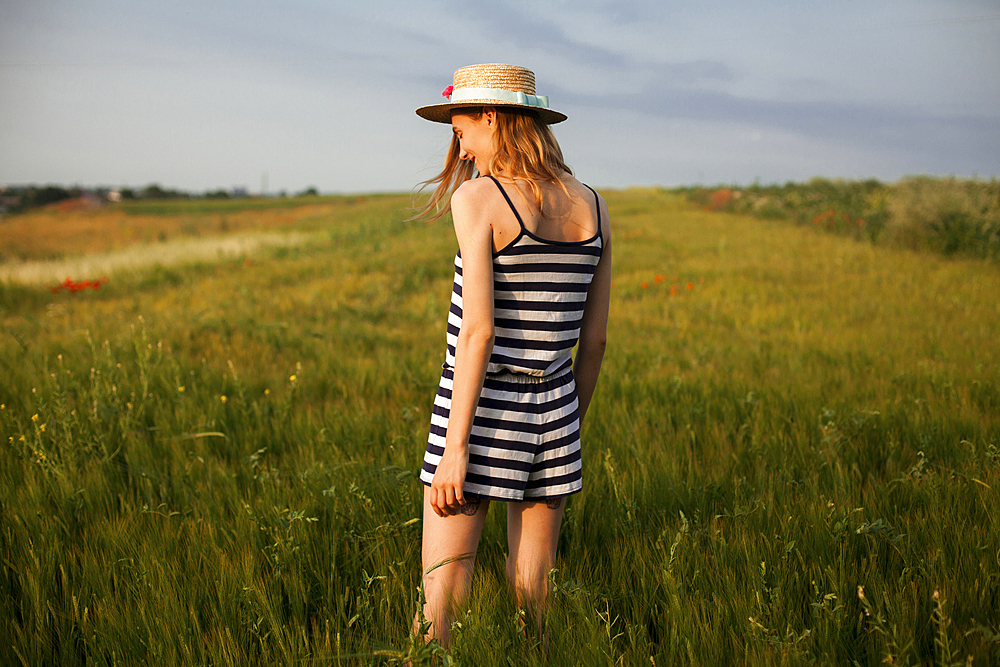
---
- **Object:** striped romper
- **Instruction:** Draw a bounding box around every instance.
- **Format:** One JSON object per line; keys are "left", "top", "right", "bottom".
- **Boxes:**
{"left": 420, "top": 175, "right": 604, "bottom": 501}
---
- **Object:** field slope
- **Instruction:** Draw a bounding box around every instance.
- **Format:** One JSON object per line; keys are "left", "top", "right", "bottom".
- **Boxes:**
{"left": 1, "top": 191, "right": 998, "bottom": 665}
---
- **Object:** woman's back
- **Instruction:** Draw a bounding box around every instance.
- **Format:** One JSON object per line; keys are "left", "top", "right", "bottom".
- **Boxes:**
{"left": 493, "top": 175, "right": 601, "bottom": 245}
{"left": 442, "top": 175, "right": 605, "bottom": 378}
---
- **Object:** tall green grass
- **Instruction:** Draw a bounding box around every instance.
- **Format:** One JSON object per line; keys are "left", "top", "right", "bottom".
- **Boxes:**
{"left": 1, "top": 191, "right": 998, "bottom": 665}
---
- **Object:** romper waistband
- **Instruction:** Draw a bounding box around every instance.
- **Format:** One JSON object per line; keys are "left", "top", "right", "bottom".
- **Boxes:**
{"left": 488, "top": 365, "right": 573, "bottom": 384}
{"left": 441, "top": 362, "right": 574, "bottom": 386}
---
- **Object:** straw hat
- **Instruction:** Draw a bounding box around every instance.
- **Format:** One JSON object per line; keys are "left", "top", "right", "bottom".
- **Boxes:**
{"left": 415, "top": 63, "right": 567, "bottom": 125}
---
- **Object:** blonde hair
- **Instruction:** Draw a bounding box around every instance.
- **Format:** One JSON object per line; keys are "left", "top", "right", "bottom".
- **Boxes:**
{"left": 415, "top": 107, "right": 572, "bottom": 221}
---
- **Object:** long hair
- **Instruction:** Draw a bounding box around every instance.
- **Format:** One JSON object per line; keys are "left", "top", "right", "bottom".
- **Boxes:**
{"left": 414, "top": 107, "right": 572, "bottom": 221}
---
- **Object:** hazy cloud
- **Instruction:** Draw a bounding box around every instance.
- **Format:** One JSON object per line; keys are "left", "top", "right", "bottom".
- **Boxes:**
{"left": 1, "top": 0, "right": 997, "bottom": 191}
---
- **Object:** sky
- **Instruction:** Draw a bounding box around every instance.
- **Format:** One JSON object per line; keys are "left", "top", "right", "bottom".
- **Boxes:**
{"left": 1, "top": 0, "right": 998, "bottom": 193}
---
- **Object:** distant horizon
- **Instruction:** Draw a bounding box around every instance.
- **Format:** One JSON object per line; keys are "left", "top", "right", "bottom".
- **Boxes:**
{"left": 3, "top": 171, "right": 998, "bottom": 200}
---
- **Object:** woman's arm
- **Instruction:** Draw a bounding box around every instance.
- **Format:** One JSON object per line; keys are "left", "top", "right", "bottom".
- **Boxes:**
{"left": 574, "top": 197, "right": 611, "bottom": 424}
{"left": 429, "top": 182, "right": 495, "bottom": 517}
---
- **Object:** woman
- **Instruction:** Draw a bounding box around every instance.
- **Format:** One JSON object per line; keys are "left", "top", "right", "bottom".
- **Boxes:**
{"left": 413, "top": 63, "right": 611, "bottom": 645}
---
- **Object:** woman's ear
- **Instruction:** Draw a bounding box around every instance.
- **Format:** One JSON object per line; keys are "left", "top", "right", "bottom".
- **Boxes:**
{"left": 483, "top": 107, "right": 497, "bottom": 127}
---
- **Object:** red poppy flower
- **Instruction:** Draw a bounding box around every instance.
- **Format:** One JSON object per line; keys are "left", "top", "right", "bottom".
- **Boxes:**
{"left": 51, "top": 276, "right": 108, "bottom": 293}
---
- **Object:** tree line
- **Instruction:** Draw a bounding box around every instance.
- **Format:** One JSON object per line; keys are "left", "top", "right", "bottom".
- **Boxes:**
{"left": 0, "top": 184, "right": 323, "bottom": 216}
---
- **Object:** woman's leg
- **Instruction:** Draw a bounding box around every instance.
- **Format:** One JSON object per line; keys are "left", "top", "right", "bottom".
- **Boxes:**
{"left": 415, "top": 485, "right": 490, "bottom": 646}
{"left": 506, "top": 497, "right": 566, "bottom": 633}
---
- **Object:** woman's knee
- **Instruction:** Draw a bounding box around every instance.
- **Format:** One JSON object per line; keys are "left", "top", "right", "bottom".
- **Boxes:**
{"left": 423, "top": 559, "right": 474, "bottom": 600}
{"left": 507, "top": 555, "right": 552, "bottom": 600}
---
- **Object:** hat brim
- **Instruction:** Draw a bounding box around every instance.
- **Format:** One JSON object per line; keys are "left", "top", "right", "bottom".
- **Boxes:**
{"left": 415, "top": 100, "right": 567, "bottom": 125}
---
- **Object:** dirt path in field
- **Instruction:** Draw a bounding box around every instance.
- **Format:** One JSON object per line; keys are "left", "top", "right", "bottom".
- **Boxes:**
{"left": 0, "top": 202, "right": 336, "bottom": 260}
{"left": 0, "top": 231, "right": 311, "bottom": 284}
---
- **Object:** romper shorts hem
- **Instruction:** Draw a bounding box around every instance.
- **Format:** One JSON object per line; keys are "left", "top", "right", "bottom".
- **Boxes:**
{"left": 419, "top": 364, "right": 584, "bottom": 502}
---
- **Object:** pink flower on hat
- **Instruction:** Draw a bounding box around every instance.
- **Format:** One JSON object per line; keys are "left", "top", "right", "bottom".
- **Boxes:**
{"left": 442, "top": 85, "right": 453, "bottom": 99}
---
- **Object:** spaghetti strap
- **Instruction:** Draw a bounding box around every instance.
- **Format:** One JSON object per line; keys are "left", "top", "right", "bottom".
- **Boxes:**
{"left": 583, "top": 183, "right": 602, "bottom": 241}
{"left": 486, "top": 175, "right": 526, "bottom": 232}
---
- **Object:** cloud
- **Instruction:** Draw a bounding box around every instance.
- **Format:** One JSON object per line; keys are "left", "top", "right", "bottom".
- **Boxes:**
{"left": 435, "top": 0, "right": 736, "bottom": 87}
{"left": 3, "top": 0, "right": 997, "bottom": 190}
{"left": 554, "top": 72, "right": 1000, "bottom": 166}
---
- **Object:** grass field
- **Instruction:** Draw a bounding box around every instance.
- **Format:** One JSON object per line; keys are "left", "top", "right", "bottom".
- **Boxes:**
{"left": 0, "top": 194, "right": 395, "bottom": 262}
{"left": 1, "top": 191, "right": 998, "bottom": 665}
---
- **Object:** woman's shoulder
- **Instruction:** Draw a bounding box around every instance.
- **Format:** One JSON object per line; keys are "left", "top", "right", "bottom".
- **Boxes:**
{"left": 451, "top": 177, "right": 497, "bottom": 206}
{"left": 558, "top": 176, "right": 610, "bottom": 225}
{"left": 450, "top": 177, "right": 514, "bottom": 227}
{"left": 449, "top": 177, "right": 509, "bottom": 236}
{"left": 567, "top": 177, "right": 611, "bottom": 239}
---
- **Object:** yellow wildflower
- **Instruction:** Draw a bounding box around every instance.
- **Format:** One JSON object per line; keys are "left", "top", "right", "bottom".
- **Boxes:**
{"left": 289, "top": 375, "right": 297, "bottom": 382}
{"left": 31, "top": 414, "right": 38, "bottom": 422}
{"left": 19, "top": 435, "right": 25, "bottom": 442}
{"left": 178, "top": 386, "right": 185, "bottom": 393}
{"left": 39, "top": 424, "right": 46, "bottom": 432}
{"left": 264, "top": 389, "right": 270, "bottom": 396}
{"left": 220, "top": 395, "right": 228, "bottom": 403}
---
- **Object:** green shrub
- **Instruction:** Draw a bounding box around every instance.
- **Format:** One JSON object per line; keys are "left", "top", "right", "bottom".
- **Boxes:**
{"left": 886, "top": 176, "right": 1000, "bottom": 259}
{"left": 683, "top": 177, "right": 999, "bottom": 262}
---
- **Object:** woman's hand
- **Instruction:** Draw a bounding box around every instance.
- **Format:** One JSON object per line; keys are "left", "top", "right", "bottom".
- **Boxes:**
{"left": 429, "top": 445, "right": 469, "bottom": 516}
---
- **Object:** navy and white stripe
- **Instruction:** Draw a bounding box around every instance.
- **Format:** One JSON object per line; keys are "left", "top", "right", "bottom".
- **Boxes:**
{"left": 421, "top": 176, "right": 604, "bottom": 501}
{"left": 444, "top": 179, "right": 603, "bottom": 378}
{"left": 421, "top": 366, "right": 583, "bottom": 499}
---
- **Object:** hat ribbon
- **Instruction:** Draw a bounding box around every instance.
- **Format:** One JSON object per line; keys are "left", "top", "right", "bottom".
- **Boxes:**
{"left": 449, "top": 87, "right": 550, "bottom": 109}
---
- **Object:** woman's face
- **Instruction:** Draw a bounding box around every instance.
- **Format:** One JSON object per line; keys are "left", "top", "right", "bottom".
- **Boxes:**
{"left": 451, "top": 110, "right": 496, "bottom": 175}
